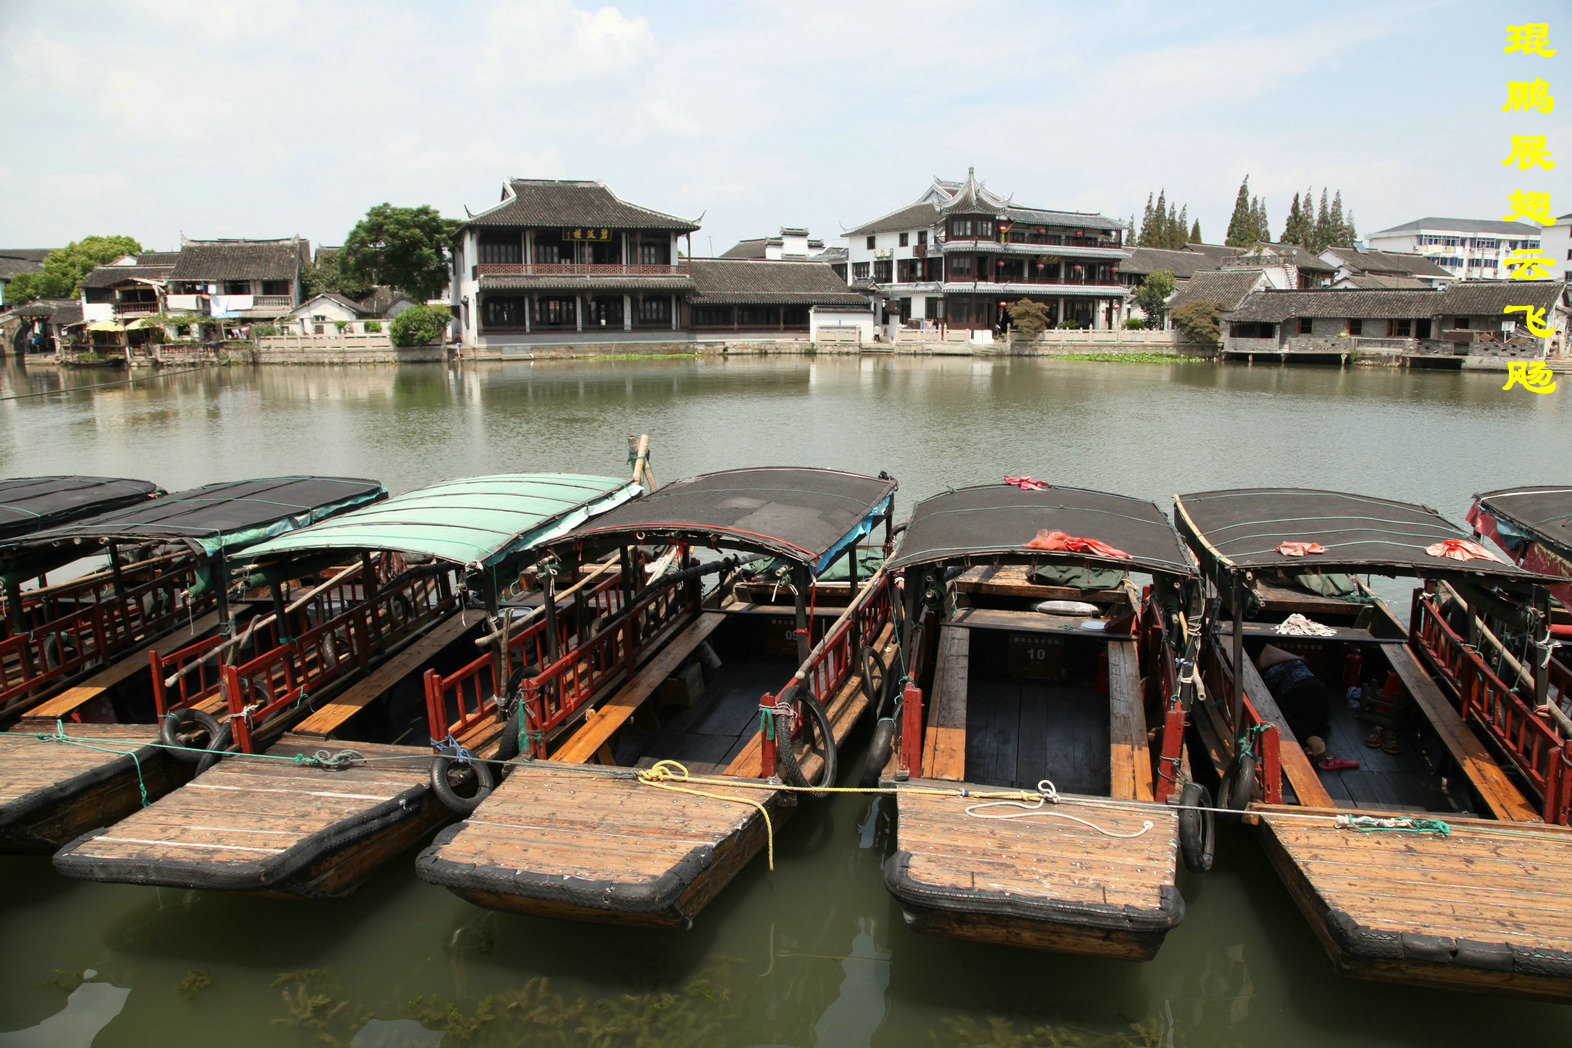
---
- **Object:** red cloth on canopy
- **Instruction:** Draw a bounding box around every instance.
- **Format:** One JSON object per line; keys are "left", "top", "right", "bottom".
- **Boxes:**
{"left": 1025, "top": 529, "right": 1131, "bottom": 559}
{"left": 1276, "top": 541, "right": 1327, "bottom": 556}
{"left": 1004, "top": 476, "right": 1052, "bottom": 491}
{"left": 1425, "top": 539, "right": 1501, "bottom": 563}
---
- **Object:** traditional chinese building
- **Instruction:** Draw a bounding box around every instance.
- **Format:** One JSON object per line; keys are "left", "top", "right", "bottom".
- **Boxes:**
{"left": 1365, "top": 218, "right": 1543, "bottom": 281}
{"left": 450, "top": 179, "right": 700, "bottom": 349}
{"left": 842, "top": 169, "right": 1131, "bottom": 334}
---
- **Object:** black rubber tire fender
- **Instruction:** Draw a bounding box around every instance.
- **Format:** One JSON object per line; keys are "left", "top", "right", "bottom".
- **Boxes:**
{"left": 194, "top": 720, "right": 235, "bottom": 775}
{"left": 430, "top": 755, "right": 496, "bottom": 814}
{"left": 774, "top": 684, "right": 838, "bottom": 799}
{"left": 1178, "top": 782, "right": 1216, "bottom": 873}
{"left": 860, "top": 716, "right": 897, "bottom": 788}
{"left": 40, "top": 633, "right": 62, "bottom": 671}
{"left": 495, "top": 698, "right": 521, "bottom": 762}
{"left": 858, "top": 644, "right": 885, "bottom": 707}
{"left": 1222, "top": 750, "right": 1259, "bottom": 812}
{"left": 160, "top": 708, "right": 225, "bottom": 765}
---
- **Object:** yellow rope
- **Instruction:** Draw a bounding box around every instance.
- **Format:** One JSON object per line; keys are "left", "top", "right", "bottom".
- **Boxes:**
{"left": 635, "top": 759, "right": 782, "bottom": 870}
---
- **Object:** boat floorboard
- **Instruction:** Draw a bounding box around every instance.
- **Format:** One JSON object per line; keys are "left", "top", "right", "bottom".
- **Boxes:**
{"left": 1258, "top": 805, "right": 1572, "bottom": 999}
{"left": 416, "top": 761, "right": 778, "bottom": 926}
{"left": 1, "top": 723, "right": 159, "bottom": 809}
{"left": 887, "top": 779, "right": 1179, "bottom": 958}
{"left": 52, "top": 735, "right": 433, "bottom": 894}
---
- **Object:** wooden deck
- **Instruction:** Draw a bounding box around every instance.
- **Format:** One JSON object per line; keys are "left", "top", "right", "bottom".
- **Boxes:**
{"left": 1258, "top": 805, "right": 1572, "bottom": 1000}
{"left": 415, "top": 761, "right": 783, "bottom": 928}
{"left": 0, "top": 723, "right": 190, "bottom": 851}
{"left": 885, "top": 780, "right": 1180, "bottom": 960}
{"left": 51, "top": 735, "right": 436, "bottom": 897}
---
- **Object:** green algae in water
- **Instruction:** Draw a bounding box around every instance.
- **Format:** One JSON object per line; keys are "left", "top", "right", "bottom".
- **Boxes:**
{"left": 32, "top": 968, "right": 84, "bottom": 994}
{"left": 176, "top": 969, "right": 212, "bottom": 1001}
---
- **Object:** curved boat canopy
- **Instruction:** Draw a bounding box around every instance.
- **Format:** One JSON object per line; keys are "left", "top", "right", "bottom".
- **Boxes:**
{"left": 1175, "top": 487, "right": 1550, "bottom": 589}
{"left": 242, "top": 474, "right": 642, "bottom": 576}
{"left": 887, "top": 483, "right": 1196, "bottom": 579}
{"left": 0, "top": 476, "right": 163, "bottom": 544}
{"left": 551, "top": 466, "right": 896, "bottom": 574}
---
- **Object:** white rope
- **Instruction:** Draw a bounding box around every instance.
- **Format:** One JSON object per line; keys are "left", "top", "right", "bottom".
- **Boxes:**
{"left": 964, "top": 779, "right": 1155, "bottom": 839}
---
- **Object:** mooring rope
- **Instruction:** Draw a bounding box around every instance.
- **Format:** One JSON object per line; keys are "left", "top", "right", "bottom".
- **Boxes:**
{"left": 963, "top": 779, "right": 1155, "bottom": 839}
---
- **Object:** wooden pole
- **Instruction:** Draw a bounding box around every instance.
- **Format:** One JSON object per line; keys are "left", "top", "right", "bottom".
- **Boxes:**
{"left": 1230, "top": 572, "right": 1245, "bottom": 734}
{"left": 793, "top": 564, "right": 812, "bottom": 666}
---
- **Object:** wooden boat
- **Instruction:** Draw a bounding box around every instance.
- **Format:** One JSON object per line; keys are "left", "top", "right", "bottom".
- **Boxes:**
{"left": 416, "top": 466, "right": 900, "bottom": 928}
{"left": 0, "top": 475, "right": 164, "bottom": 642}
{"left": 873, "top": 483, "right": 1207, "bottom": 961}
{"left": 0, "top": 477, "right": 385, "bottom": 850}
{"left": 1468, "top": 485, "right": 1572, "bottom": 633}
{"left": 48, "top": 473, "right": 644, "bottom": 897}
{"left": 1174, "top": 487, "right": 1572, "bottom": 1001}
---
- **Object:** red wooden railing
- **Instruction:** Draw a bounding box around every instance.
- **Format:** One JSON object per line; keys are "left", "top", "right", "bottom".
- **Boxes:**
{"left": 423, "top": 571, "right": 628, "bottom": 749}
{"left": 2, "top": 551, "right": 190, "bottom": 638}
{"left": 1413, "top": 593, "right": 1572, "bottom": 824}
{"left": 224, "top": 568, "right": 456, "bottom": 752}
{"left": 760, "top": 573, "right": 893, "bottom": 778}
{"left": 1202, "top": 635, "right": 1284, "bottom": 804}
{"left": 1139, "top": 599, "right": 1191, "bottom": 802}
{"left": 0, "top": 561, "right": 203, "bottom": 713}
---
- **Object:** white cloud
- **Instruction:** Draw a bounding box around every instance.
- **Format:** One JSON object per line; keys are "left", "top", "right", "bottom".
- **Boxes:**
{"left": 470, "top": 0, "right": 652, "bottom": 88}
{"left": 3, "top": 28, "right": 83, "bottom": 89}
{"left": 634, "top": 98, "right": 702, "bottom": 139}
{"left": 123, "top": 0, "right": 302, "bottom": 43}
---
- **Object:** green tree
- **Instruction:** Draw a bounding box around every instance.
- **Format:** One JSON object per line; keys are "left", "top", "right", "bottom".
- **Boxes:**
{"left": 1134, "top": 268, "right": 1175, "bottom": 328}
{"left": 3, "top": 235, "right": 142, "bottom": 304}
{"left": 389, "top": 304, "right": 452, "bottom": 346}
{"left": 302, "top": 251, "right": 372, "bottom": 299}
{"left": 1126, "top": 213, "right": 1137, "bottom": 246}
{"left": 1313, "top": 189, "right": 1331, "bottom": 252}
{"left": 1170, "top": 300, "right": 1223, "bottom": 351}
{"left": 1225, "top": 176, "right": 1253, "bottom": 246}
{"left": 1329, "top": 190, "right": 1350, "bottom": 248}
{"left": 340, "top": 204, "right": 459, "bottom": 303}
{"left": 1282, "top": 193, "right": 1302, "bottom": 245}
{"left": 1345, "top": 210, "right": 1358, "bottom": 243}
{"left": 1257, "top": 198, "right": 1270, "bottom": 243}
{"left": 1174, "top": 206, "right": 1189, "bottom": 249}
{"left": 1190, "top": 219, "right": 1201, "bottom": 242}
{"left": 1004, "top": 298, "right": 1052, "bottom": 337}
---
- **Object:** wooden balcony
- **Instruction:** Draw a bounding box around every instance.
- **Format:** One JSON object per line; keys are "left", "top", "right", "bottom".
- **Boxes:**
{"left": 253, "top": 295, "right": 293, "bottom": 308}
{"left": 112, "top": 301, "right": 158, "bottom": 316}
{"left": 476, "top": 262, "right": 690, "bottom": 277}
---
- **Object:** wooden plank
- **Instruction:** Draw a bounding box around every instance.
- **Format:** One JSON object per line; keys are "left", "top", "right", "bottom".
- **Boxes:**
{"left": 921, "top": 624, "right": 969, "bottom": 780}
{"left": 1216, "top": 623, "right": 1407, "bottom": 644}
{"left": 1106, "top": 641, "right": 1151, "bottom": 803}
{"left": 292, "top": 614, "right": 473, "bottom": 737}
{"left": 20, "top": 609, "right": 224, "bottom": 719}
{"left": 953, "top": 564, "right": 1129, "bottom": 605}
{"left": 550, "top": 613, "right": 724, "bottom": 764}
{"left": 950, "top": 606, "right": 1137, "bottom": 638}
{"left": 1233, "top": 649, "right": 1338, "bottom": 809}
{"left": 1382, "top": 643, "right": 1540, "bottom": 823}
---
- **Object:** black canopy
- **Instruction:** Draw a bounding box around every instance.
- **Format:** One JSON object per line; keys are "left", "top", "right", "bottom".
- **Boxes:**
{"left": 11, "top": 476, "right": 385, "bottom": 558}
{"left": 552, "top": 467, "right": 896, "bottom": 570}
{"left": 1472, "top": 486, "right": 1572, "bottom": 560}
{"left": 1174, "top": 488, "right": 1546, "bottom": 584}
{"left": 887, "top": 483, "right": 1196, "bottom": 578}
{"left": 0, "top": 476, "right": 162, "bottom": 543}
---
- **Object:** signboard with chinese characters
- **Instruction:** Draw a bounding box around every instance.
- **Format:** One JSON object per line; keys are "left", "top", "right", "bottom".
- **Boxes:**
{"left": 562, "top": 228, "right": 612, "bottom": 241}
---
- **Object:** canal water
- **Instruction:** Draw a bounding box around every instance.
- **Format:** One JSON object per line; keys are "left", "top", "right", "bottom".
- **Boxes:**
{"left": 0, "top": 356, "right": 1567, "bottom": 1047}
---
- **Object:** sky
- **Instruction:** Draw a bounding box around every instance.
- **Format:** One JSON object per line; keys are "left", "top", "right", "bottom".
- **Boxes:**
{"left": 1, "top": 0, "right": 1568, "bottom": 256}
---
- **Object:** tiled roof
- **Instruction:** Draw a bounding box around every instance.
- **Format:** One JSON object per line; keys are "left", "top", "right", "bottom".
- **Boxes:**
{"left": 137, "top": 251, "right": 181, "bottom": 266}
{"left": 0, "top": 250, "right": 52, "bottom": 280}
{"left": 8, "top": 298, "right": 83, "bottom": 324}
{"left": 1439, "top": 279, "right": 1564, "bottom": 316}
{"left": 169, "top": 239, "right": 305, "bottom": 281}
{"left": 1184, "top": 243, "right": 1242, "bottom": 266}
{"left": 466, "top": 180, "right": 699, "bottom": 232}
{"left": 1230, "top": 288, "right": 1441, "bottom": 323}
{"left": 1336, "top": 274, "right": 1429, "bottom": 290}
{"left": 1168, "top": 269, "right": 1266, "bottom": 312}
{"left": 1230, "top": 242, "right": 1335, "bottom": 272}
{"left": 688, "top": 259, "right": 868, "bottom": 306}
{"left": 80, "top": 263, "right": 175, "bottom": 288}
{"left": 846, "top": 201, "right": 942, "bottom": 237}
{"left": 0, "top": 249, "right": 52, "bottom": 263}
{"left": 1323, "top": 246, "right": 1452, "bottom": 280}
{"left": 1122, "top": 247, "right": 1234, "bottom": 280}
{"left": 1368, "top": 217, "right": 1542, "bottom": 237}
{"left": 354, "top": 286, "right": 414, "bottom": 316}
{"left": 720, "top": 238, "right": 770, "bottom": 259}
{"left": 478, "top": 275, "right": 695, "bottom": 292}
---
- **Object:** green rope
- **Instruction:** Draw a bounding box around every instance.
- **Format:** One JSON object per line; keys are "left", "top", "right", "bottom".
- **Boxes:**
{"left": 1338, "top": 815, "right": 1451, "bottom": 836}
{"left": 761, "top": 707, "right": 775, "bottom": 741}
{"left": 35, "top": 719, "right": 149, "bottom": 808}
{"left": 293, "top": 748, "right": 364, "bottom": 770}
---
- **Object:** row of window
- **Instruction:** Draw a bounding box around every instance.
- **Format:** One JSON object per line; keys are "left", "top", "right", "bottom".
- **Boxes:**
{"left": 1417, "top": 235, "right": 1540, "bottom": 250}
{"left": 477, "top": 234, "right": 672, "bottom": 266}
{"left": 481, "top": 294, "right": 672, "bottom": 327}
{"left": 1293, "top": 318, "right": 1432, "bottom": 337}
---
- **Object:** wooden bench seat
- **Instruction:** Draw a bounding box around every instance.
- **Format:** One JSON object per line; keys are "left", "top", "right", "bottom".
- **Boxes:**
{"left": 292, "top": 614, "right": 474, "bottom": 738}
{"left": 1234, "top": 649, "right": 1337, "bottom": 809}
{"left": 920, "top": 624, "right": 969, "bottom": 780}
{"left": 949, "top": 606, "right": 1136, "bottom": 639}
{"left": 1106, "top": 641, "right": 1153, "bottom": 803}
{"left": 549, "top": 613, "right": 726, "bottom": 765}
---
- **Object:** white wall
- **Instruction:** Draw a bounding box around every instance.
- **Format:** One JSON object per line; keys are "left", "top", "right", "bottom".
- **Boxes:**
{"left": 810, "top": 306, "right": 874, "bottom": 343}
{"left": 1544, "top": 219, "right": 1571, "bottom": 282}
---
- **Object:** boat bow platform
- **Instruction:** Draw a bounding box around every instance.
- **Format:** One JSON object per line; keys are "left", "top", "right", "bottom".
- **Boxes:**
{"left": 884, "top": 780, "right": 1181, "bottom": 960}
{"left": 416, "top": 761, "right": 783, "bottom": 928}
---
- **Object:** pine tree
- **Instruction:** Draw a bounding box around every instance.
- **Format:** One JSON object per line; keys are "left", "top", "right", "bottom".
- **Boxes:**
{"left": 1175, "top": 205, "right": 1189, "bottom": 250}
{"left": 1225, "top": 176, "right": 1252, "bottom": 247}
{"left": 1166, "top": 203, "right": 1179, "bottom": 248}
{"left": 1140, "top": 194, "right": 1154, "bottom": 247}
{"left": 1257, "top": 199, "right": 1270, "bottom": 243}
{"left": 1190, "top": 219, "right": 1201, "bottom": 242}
{"left": 1127, "top": 213, "right": 1137, "bottom": 247}
{"left": 1314, "top": 189, "right": 1330, "bottom": 252}
{"left": 1147, "top": 190, "right": 1168, "bottom": 248}
{"left": 1283, "top": 193, "right": 1301, "bottom": 245}
{"left": 1329, "top": 191, "right": 1347, "bottom": 247}
{"left": 1346, "top": 211, "right": 1358, "bottom": 243}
